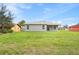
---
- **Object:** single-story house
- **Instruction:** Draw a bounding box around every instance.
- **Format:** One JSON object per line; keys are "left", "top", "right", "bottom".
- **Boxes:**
{"left": 68, "top": 25, "right": 79, "bottom": 32}
{"left": 11, "top": 24, "right": 21, "bottom": 32}
{"left": 22, "top": 21, "right": 60, "bottom": 31}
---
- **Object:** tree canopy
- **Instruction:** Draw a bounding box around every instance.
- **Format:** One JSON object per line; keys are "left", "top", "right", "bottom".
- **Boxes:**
{"left": 18, "top": 20, "right": 26, "bottom": 26}
{"left": 0, "top": 4, "right": 14, "bottom": 33}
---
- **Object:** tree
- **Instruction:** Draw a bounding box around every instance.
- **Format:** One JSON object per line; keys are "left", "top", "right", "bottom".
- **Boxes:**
{"left": 18, "top": 20, "right": 26, "bottom": 26}
{"left": 0, "top": 4, "right": 14, "bottom": 33}
{"left": 64, "top": 25, "right": 68, "bottom": 28}
{"left": 77, "top": 23, "right": 79, "bottom": 25}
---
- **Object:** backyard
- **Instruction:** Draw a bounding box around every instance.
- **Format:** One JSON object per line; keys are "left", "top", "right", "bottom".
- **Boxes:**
{"left": 0, "top": 30, "right": 79, "bottom": 55}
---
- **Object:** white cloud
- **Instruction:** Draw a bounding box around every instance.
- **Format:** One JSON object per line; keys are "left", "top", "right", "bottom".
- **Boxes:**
{"left": 4, "top": 4, "right": 33, "bottom": 23}
{"left": 5, "top": 4, "right": 20, "bottom": 14}
{"left": 4, "top": 4, "right": 26, "bottom": 23}
{"left": 43, "top": 8, "right": 52, "bottom": 14}
{"left": 61, "top": 17, "right": 79, "bottom": 21}
{"left": 6, "top": 4, "right": 32, "bottom": 14}
{"left": 43, "top": 4, "right": 78, "bottom": 19}
{"left": 57, "top": 17, "right": 79, "bottom": 26}
{"left": 37, "top": 3, "right": 44, "bottom": 6}
{"left": 18, "top": 4, "right": 32, "bottom": 10}
{"left": 53, "top": 20, "right": 61, "bottom": 24}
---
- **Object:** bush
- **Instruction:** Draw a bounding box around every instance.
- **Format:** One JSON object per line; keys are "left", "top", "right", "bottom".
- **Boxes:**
{"left": 0, "top": 28, "right": 13, "bottom": 33}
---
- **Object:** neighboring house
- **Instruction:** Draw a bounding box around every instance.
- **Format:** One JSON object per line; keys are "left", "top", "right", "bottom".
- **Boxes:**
{"left": 22, "top": 21, "right": 59, "bottom": 31}
{"left": 68, "top": 25, "right": 79, "bottom": 32}
{"left": 11, "top": 24, "right": 21, "bottom": 32}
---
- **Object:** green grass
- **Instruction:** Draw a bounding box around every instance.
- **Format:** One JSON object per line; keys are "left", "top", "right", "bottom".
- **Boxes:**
{"left": 0, "top": 30, "right": 79, "bottom": 55}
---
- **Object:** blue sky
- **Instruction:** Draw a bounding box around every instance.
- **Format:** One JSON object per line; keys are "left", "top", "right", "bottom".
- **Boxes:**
{"left": 4, "top": 3, "right": 79, "bottom": 25}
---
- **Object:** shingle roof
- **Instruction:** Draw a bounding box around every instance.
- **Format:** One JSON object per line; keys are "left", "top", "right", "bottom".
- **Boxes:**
{"left": 26, "top": 21, "right": 60, "bottom": 25}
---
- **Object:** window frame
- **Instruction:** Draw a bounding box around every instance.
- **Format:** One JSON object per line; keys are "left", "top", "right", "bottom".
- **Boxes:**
{"left": 42, "top": 25, "right": 45, "bottom": 29}
{"left": 27, "top": 25, "right": 29, "bottom": 30}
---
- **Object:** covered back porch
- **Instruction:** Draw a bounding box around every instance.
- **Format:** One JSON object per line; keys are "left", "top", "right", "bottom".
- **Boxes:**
{"left": 47, "top": 25, "right": 58, "bottom": 31}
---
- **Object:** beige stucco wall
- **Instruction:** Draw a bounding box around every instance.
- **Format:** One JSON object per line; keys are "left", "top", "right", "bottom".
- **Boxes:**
{"left": 22, "top": 24, "right": 47, "bottom": 31}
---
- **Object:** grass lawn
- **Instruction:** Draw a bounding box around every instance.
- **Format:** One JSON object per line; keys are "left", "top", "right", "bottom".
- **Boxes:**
{"left": 0, "top": 30, "right": 79, "bottom": 55}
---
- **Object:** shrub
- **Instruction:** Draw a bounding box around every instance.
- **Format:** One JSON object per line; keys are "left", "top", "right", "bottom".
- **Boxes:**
{"left": 0, "top": 28, "right": 13, "bottom": 33}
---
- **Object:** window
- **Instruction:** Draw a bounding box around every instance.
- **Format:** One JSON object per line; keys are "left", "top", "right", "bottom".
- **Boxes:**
{"left": 27, "top": 25, "right": 29, "bottom": 30}
{"left": 54, "top": 26, "right": 56, "bottom": 29}
{"left": 42, "top": 25, "right": 45, "bottom": 29}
